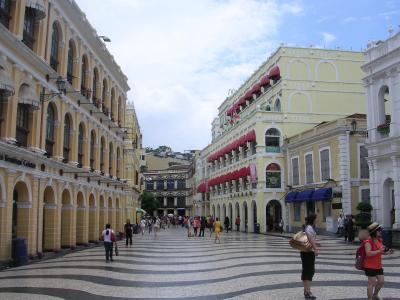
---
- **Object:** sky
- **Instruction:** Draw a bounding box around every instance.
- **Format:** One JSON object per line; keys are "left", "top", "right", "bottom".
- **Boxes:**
{"left": 75, "top": 0, "right": 400, "bottom": 152}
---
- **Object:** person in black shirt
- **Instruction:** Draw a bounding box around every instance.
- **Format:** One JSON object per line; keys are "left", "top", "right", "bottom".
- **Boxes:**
{"left": 124, "top": 219, "right": 134, "bottom": 247}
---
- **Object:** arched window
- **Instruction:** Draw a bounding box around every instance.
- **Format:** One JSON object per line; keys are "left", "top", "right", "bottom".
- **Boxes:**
{"left": 45, "top": 104, "right": 55, "bottom": 156}
{"left": 110, "top": 89, "right": 115, "bottom": 121}
{"left": 92, "top": 69, "right": 99, "bottom": 107}
{"left": 266, "top": 163, "right": 281, "bottom": 188}
{"left": 102, "top": 79, "right": 107, "bottom": 113}
{"left": 63, "top": 114, "right": 71, "bottom": 162}
{"left": 100, "top": 137, "right": 105, "bottom": 173}
{"left": 274, "top": 99, "right": 281, "bottom": 112}
{"left": 16, "top": 104, "right": 30, "bottom": 147}
{"left": 67, "top": 41, "right": 74, "bottom": 84}
{"left": 78, "top": 124, "right": 84, "bottom": 167}
{"left": 265, "top": 128, "right": 280, "bottom": 153}
{"left": 109, "top": 143, "right": 113, "bottom": 176}
{"left": 50, "top": 23, "right": 59, "bottom": 71}
{"left": 23, "top": 8, "right": 36, "bottom": 49}
{"left": 90, "top": 131, "right": 96, "bottom": 170}
{"left": 377, "top": 86, "right": 391, "bottom": 137}
{"left": 117, "top": 97, "right": 122, "bottom": 125}
{"left": 0, "top": 0, "right": 12, "bottom": 28}
{"left": 81, "top": 57, "right": 88, "bottom": 99}
{"left": 116, "top": 148, "right": 121, "bottom": 178}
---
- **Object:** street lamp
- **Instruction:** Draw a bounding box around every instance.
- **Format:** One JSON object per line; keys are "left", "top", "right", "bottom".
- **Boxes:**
{"left": 98, "top": 35, "right": 111, "bottom": 42}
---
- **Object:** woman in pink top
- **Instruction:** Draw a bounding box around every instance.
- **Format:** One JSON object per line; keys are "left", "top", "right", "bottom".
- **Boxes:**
{"left": 193, "top": 217, "right": 200, "bottom": 237}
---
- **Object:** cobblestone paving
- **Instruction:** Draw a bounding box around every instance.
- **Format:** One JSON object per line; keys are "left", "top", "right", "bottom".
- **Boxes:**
{"left": 0, "top": 228, "right": 399, "bottom": 300}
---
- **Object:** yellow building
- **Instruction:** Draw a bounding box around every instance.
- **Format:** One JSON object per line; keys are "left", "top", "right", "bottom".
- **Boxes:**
{"left": 0, "top": 0, "right": 141, "bottom": 262}
{"left": 284, "top": 115, "right": 369, "bottom": 233}
{"left": 196, "top": 46, "right": 366, "bottom": 233}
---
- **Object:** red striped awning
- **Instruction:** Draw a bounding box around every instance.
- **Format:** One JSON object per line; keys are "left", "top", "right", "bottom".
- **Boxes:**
{"left": 269, "top": 66, "right": 280, "bottom": 79}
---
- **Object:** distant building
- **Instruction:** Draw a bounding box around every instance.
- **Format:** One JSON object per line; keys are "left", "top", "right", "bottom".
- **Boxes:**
{"left": 362, "top": 34, "right": 400, "bottom": 241}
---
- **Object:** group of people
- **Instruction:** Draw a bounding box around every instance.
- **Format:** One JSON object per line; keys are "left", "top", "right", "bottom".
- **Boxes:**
{"left": 337, "top": 213, "right": 356, "bottom": 243}
{"left": 300, "top": 214, "right": 394, "bottom": 300}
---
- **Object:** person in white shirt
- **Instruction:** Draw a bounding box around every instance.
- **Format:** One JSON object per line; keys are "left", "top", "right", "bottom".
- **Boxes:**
{"left": 337, "top": 214, "right": 344, "bottom": 237}
{"left": 101, "top": 224, "right": 114, "bottom": 263}
{"left": 140, "top": 218, "right": 146, "bottom": 235}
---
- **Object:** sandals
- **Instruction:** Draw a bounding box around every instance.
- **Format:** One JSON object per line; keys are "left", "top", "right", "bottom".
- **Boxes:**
{"left": 304, "top": 292, "right": 317, "bottom": 299}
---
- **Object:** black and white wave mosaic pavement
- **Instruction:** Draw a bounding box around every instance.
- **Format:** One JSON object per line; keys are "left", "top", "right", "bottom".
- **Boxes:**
{"left": 0, "top": 228, "right": 399, "bottom": 300}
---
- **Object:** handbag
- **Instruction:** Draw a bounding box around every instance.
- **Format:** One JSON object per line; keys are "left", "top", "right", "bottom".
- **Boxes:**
{"left": 289, "top": 231, "right": 313, "bottom": 252}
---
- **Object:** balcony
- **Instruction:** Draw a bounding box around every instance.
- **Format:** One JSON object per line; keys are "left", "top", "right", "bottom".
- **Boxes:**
{"left": 265, "top": 146, "right": 281, "bottom": 153}
{"left": 377, "top": 123, "right": 390, "bottom": 138}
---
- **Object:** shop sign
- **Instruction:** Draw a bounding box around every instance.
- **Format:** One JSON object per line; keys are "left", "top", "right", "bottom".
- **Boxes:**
{"left": 0, "top": 153, "right": 36, "bottom": 169}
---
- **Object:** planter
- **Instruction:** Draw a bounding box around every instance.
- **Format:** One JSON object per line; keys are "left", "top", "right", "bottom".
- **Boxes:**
{"left": 377, "top": 123, "right": 390, "bottom": 137}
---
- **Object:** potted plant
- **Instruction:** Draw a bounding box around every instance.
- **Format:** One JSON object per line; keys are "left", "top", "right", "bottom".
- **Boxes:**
{"left": 355, "top": 202, "right": 373, "bottom": 229}
{"left": 377, "top": 123, "right": 390, "bottom": 135}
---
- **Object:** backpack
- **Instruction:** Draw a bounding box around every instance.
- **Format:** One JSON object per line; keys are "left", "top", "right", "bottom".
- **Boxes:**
{"left": 355, "top": 240, "right": 371, "bottom": 270}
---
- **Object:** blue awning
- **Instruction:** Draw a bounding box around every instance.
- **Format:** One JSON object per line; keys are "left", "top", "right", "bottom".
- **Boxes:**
{"left": 285, "top": 191, "right": 298, "bottom": 203}
{"left": 296, "top": 189, "right": 315, "bottom": 202}
{"left": 312, "top": 188, "right": 332, "bottom": 201}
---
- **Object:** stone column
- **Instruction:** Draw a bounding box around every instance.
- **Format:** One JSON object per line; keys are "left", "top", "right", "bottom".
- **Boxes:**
{"left": 391, "top": 156, "right": 400, "bottom": 229}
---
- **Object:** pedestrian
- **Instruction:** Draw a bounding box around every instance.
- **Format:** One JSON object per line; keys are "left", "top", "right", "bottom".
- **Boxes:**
{"left": 337, "top": 214, "right": 344, "bottom": 237}
{"left": 363, "top": 222, "right": 394, "bottom": 300}
{"left": 124, "top": 219, "right": 133, "bottom": 247}
{"left": 199, "top": 216, "right": 206, "bottom": 237}
{"left": 300, "top": 214, "right": 320, "bottom": 299}
{"left": 224, "top": 216, "right": 230, "bottom": 233}
{"left": 214, "top": 217, "right": 222, "bottom": 243}
{"left": 154, "top": 217, "right": 161, "bottom": 237}
{"left": 344, "top": 215, "right": 349, "bottom": 242}
{"left": 140, "top": 218, "right": 146, "bottom": 235}
{"left": 101, "top": 224, "right": 114, "bottom": 263}
{"left": 148, "top": 218, "right": 153, "bottom": 234}
{"left": 348, "top": 216, "right": 355, "bottom": 243}
{"left": 193, "top": 217, "right": 200, "bottom": 236}
{"left": 235, "top": 215, "right": 241, "bottom": 231}
{"left": 186, "top": 216, "right": 193, "bottom": 237}
{"left": 279, "top": 218, "right": 284, "bottom": 234}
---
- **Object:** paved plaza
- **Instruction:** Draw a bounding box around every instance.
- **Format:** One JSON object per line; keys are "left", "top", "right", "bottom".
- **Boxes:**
{"left": 0, "top": 229, "right": 399, "bottom": 300}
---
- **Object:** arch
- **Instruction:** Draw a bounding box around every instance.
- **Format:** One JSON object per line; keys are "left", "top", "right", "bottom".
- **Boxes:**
{"left": 63, "top": 113, "right": 72, "bottom": 162}
{"left": 16, "top": 84, "right": 35, "bottom": 147}
{"left": 12, "top": 181, "right": 31, "bottom": 246}
{"left": 241, "top": 201, "right": 248, "bottom": 231}
{"left": 67, "top": 39, "right": 76, "bottom": 84}
{"left": 222, "top": 203, "right": 227, "bottom": 226}
{"left": 266, "top": 199, "right": 282, "bottom": 232}
{"left": 99, "top": 195, "right": 106, "bottom": 236}
{"left": 102, "top": 78, "right": 108, "bottom": 110}
{"left": 216, "top": 204, "right": 221, "bottom": 220}
{"left": 109, "top": 142, "right": 114, "bottom": 176}
{"left": 45, "top": 102, "right": 57, "bottom": 156}
{"left": 77, "top": 122, "right": 86, "bottom": 167}
{"left": 100, "top": 136, "right": 105, "bottom": 173}
{"left": 315, "top": 60, "right": 339, "bottom": 82}
{"left": 61, "top": 188, "right": 73, "bottom": 248}
{"left": 377, "top": 85, "right": 390, "bottom": 126}
{"left": 50, "top": 21, "right": 62, "bottom": 71}
{"left": 108, "top": 197, "right": 115, "bottom": 229}
{"left": 90, "top": 130, "right": 97, "bottom": 170}
{"left": 76, "top": 191, "right": 87, "bottom": 245}
{"left": 288, "top": 59, "right": 310, "bottom": 80}
{"left": 81, "top": 55, "right": 89, "bottom": 98}
{"left": 110, "top": 88, "right": 116, "bottom": 121}
{"left": 115, "top": 198, "right": 121, "bottom": 232}
{"left": 266, "top": 163, "right": 282, "bottom": 189}
{"left": 382, "top": 178, "right": 395, "bottom": 228}
{"left": 116, "top": 147, "right": 121, "bottom": 179}
{"left": 228, "top": 203, "right": 233, "bottom": 226}
{"left": 92, "top": 67, "right": 99, "bottom": 103}
{"left": 88, "top": 194, "right": 97, "bottom": 242}
{"left": 42, "top": 186, "right": 57, "bottom": 251}
{"left": 288, "top": 91, "right": 312, "bottom": 113}
{"left": 250, "top": 200, "right": 257, "bottom": 233}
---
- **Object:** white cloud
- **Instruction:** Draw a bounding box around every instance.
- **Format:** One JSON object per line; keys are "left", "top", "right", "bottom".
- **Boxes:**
{"left": 75, "top": 0, "right": 303, "bottom": 151}
{"left": 321, "top": 32, "right": 336, "bottom": 46}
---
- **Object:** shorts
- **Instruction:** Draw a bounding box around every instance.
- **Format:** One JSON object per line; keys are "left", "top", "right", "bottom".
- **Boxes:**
{"left": 364, "top": 268, "right": 384, "bottom": 277}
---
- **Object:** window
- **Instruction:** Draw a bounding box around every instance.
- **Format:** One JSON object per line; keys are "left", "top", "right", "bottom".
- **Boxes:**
{"left": 294, "top": 202, "right": 301, "bottom": 221}
{"left": 90, "top": 131, "right": 95, "bottom": 170}
{"left": 50, "top": 23, "right": 59, "bottom": 71}
{"left": 63, "top": 115, "right": 71, "bottom": 161}
{"left": 177, "top": 197, "right": 185, "bottom": 207}
{"left": 0, "top": 91, "right": 5, "bottom": 132}
{"left": 320, "top": 149, "right": 330, "bottom": 181}
{"left": 167, "top": 179, "right": 175, "bottom": 190}
{"left": 116, "top": 148, "right": 121, "bottom": 178}
{"left": 110, "top": 90, "right": 115, "bottom": 120}
{"left": 360, "top": 146, "right": 369, "bottom": 179}
{"left": 323, "top": 201, "right": 331, "bottom": 222}
{"left": 361, "top": 189, "right": 370, "bottom": 204}
{"left": 67, "top": 41, "right": 74, "bottom": 84}
{"left": 100, "top": 138, "right": 105, "bottom": 172}
{"left": 102, "top": 80, "right": 107, "bottom": 111}
{"left": 45, "top": 105, "right": 55, "bottom": 156}
{"left": 156, "top": 180, "right": 164, "bottom": 190}
{"left": 305, "top": 154, "right": 313, "bottom": 184}
{"left": 265, "top": 128, "right": 280, "bottom": 153}
{"left": 167, "top": 197, "right": 174, "bottom": 207}
{"left": 292, "top": 157, "right": 299, "bottom": 186}
{"left": 177, "top": 179, "right": 186, "bottom": 189}
{"left": 266, "top": 163, "right": 281, "bottom": 188}
{"left": 81, "top": 57, "right": 88, "bottom": 98}
{"left": 92, "top": 70, "right": 99, "bottom": 107}
{"left": 146, "top": 181, "right": 153, "bottom": 190}
{"left": 274, "top": 99, "right": 281, "bottom": 112}
{"left": 78, "top": 124, "right": 84, "bottom": 166}
{"left": 0, "top": 0, "right": 11, "bottom": 28}
{"left": 16, "top": 104, "right": 30, "bottom": 147}
{"left": 23, "top": 8, "right": 36, "bottom": 49}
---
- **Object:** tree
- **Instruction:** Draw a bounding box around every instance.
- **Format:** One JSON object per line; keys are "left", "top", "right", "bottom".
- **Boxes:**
{"left": 139, "top": 191, "right": 159, "bottom": 215}
{"left": 355, "top": 202, "right": 373, "bottom": 229}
